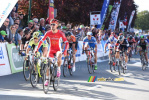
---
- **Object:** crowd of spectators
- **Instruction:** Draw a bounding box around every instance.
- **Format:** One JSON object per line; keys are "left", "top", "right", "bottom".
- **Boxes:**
{"left": 0, "top": 6, "right": 133, "bottom": 49}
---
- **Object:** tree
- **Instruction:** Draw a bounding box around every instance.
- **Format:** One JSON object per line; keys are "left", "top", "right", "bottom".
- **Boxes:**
{"left": 135, "top": 10, "right": 149, "bottom": 30}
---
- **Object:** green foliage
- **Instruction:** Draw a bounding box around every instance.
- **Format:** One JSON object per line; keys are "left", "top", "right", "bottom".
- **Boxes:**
{"left": 135, "top": 10, "right": 149, "bottom": 30}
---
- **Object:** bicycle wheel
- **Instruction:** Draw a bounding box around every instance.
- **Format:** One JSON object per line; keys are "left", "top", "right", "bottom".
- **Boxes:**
{"left": 87, "top": 57, "right": 93, "bottom": 74}
{"left": 43, "top": 64, "right": 50, "bottom": 94}
{"left": 141, "top": 56, "right": 146, "bottom": 71}
{"left": 53, "top": 66, "right": 60, "bottom": 91}
{"left": 63, "top": 57, "right": 68, "bottom": 77}
{"left": 30, "top": 62, "right": 38, "bottom": 88}
{"left": 23, "top": 60, "right": 31, "bottom": 81}
{"left": 110, "top": 61, "right": 113, "bottom": 72}
{"left": 118, "top": 61, "right": 121, "bottom": 75}
{"left": 69, "top": 57, "right": 73, "bottom": 76}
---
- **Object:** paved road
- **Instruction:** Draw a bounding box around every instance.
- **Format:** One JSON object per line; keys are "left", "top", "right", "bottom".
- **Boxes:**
{"left": 0, "top": 54, "right": 149, "bottom": 100}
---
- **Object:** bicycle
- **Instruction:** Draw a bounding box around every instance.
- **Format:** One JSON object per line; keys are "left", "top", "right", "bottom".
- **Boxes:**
{"left": 30, "top": 52, "right": 44, "bottom": 88}
{"left": 108, "top": 48, "right": 116, "bottom": 72}
{"left": 83, "top": 48, "right": 95, "bottom": 74}
{"left": 140, "top": 51, "right": 147, "bottom": 71}
{"left": 43, "top": 55, "right": 60, "bottom": 94}
{"left": 63, "top": 49, "right": 73, "bottom": 77}
{"left": 116, "top": 49, "right": 126, "bottom": 75}
{"left": 20, "top": 50, "right": 32, "bottom": 81}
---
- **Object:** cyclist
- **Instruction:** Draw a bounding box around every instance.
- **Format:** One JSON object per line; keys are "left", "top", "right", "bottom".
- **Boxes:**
{"left": 115, "top": 35, "right": 129, "bottom": 69}
{"left": 104, "top": 36, "right": 117, "bottom": 64}
{"left": 26, "top": 32, "right": 48, "bottom": 57}
{"left": 35, "top": 19, "right": 69, "bottom": 81}
{"left": 137, "top": 35, "right": 148, "bottom": 66}
{"left": 82, "top": 32, "right": 98, "bottom": 70}
{"left": 65, "top": 31, "right": 77, "bottom": 72}
{"left": 127, "top": 35, "right": 136, "bottom": 54}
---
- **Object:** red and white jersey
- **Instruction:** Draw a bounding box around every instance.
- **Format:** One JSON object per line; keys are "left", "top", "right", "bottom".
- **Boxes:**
{"left": 37, "top": 30, "right": 69, "bottom": 57}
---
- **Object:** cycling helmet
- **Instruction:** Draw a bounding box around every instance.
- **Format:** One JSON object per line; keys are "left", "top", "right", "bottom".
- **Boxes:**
{"left": 109, "top": 36, "right": 114, "bottom": 42}
{"left": 87, "top": 32, "right": 92, "bottom": 36}
{"left": 118, "top": 35, "right": 124, "bottom": 42}
{"left": 33, "top": 32, "right": 40, "bottom": 38}
{"left": 50, "top": 19, "right": 59, "bottom": 24}
{"left": 140, "top": 35, "right": 144, "bottom": 39}
{"left": 129, "top": 35, "right": 133, "bottom": 40}
{"left": 65, "top": 31, "right": 71, "bottom": 37}
{"left": 23, "top": 27, "right": 31, "bottom": 35}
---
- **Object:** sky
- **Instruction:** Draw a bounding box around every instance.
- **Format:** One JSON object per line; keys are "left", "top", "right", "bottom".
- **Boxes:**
{"left": 134, "top": 0, "right": 149, "bottom": 12}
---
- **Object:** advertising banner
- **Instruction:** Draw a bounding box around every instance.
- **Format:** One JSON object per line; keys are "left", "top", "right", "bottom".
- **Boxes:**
{"left": 108, "top": 0, "right": 122, "bottom": 31}
{"left": 0, "top": 43, "right": 11, "bottom": 76}
{"left": 0, "top": 0, "right": 18, "bottom": 27}
{"left": 97, "top": 0, "right": 110, "bottom": 28}
{"left": 90, "top": 14, "right": 101, "bottom": 25}
{"left": 127, "top": 10, "right": 135, "bottom": 32}
{"left": 49, "top": 0, "right": 54, "bottom": 23}
{"left": 7, "top": 43, "right": 24, "bottom": 74}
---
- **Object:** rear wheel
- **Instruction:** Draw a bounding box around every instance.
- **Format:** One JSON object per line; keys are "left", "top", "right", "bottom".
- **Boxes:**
{"left": 23, "top": 60, "right": 31, "bottom": 81}
{"left": 43, "top": 64, "right": 50, "bottom": 94}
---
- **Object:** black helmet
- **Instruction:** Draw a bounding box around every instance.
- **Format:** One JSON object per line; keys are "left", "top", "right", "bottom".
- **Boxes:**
{"left": 23, "top": 27, "right": 31, "bottom": 35}
{"left": 65, "top": 31, "right": 71, "bottom": 37}
{"left": 129, "top": 35, "right": 133, "bottom": 40}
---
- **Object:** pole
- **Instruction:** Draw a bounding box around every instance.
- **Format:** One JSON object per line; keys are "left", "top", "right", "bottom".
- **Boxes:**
{"left": 28, "top": 0, "right": 32, "bottom": 22}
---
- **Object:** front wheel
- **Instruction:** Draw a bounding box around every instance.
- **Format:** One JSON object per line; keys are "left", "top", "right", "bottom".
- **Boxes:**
{"left": 53, "top": 66, "right": 60, "bottom": 91}
{"left": 30, "top": 63, "right": 38, "bottom": 88}
{"left": 63, "top": 57, "right": 68, "bottom": 77}
{"left": 118, "top": 61, "right": 121, "bottom": 75}
{"left": 43, "top": 64, "right": 50, "bottom": 94}
{"left": 23, "top": 60, "right": 31, "bottom": 81}
{"left": 87, "top": 57, "right": 93, "bottom": 74}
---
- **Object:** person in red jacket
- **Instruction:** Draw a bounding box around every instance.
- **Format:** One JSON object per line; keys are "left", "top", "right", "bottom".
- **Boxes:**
{"left": 35, "top": 19, "right": 69, "bottom": 86}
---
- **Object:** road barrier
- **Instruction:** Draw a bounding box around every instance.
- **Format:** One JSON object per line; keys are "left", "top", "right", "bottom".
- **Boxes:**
{"left": 0, "top": 40, "right": 108, "bottom": 76}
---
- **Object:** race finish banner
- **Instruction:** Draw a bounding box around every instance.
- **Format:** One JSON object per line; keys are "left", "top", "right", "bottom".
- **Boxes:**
{"left": 0, "top": 0, "right": 18, "bottom": 27}
{"left": 49, "top": 0, "right": 54, "bottom": 23}
{"left": 127, "top": 10, "right": 135, "bottom": 32}
{"left": 90, "top": 13, "right": 101, "bottom": 26}
{"left": 108, "top": 0, "right": 122, "bottom": 31}
{"left": 97, "top": 0, "right": 110, "bottom": 29}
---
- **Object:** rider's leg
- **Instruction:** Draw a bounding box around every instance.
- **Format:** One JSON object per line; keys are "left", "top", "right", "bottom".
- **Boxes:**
{"left": 72, "top": 50, "right": 76, "bottom": 72}
{"left": 56, "top": 51, "right": 62, "bottom": 77}
{"left": 145, "top": 52, "right": 148, "bottom": 64}
{"left": 94, "top": 50, "right": 97, "bottom": 70}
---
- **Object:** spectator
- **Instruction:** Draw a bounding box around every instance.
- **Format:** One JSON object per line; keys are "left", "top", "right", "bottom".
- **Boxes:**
{"left": 0, "top": 18, "right": 12, "bottom": 43}
{"left": 41, "top": 27, "right": 46, "bottom": 35}
{"left": 28, "top": 20, "right": 34, "bottom": 29}
{"left": 14, "top": 18, "right": 20, "bottom": 25}
{"left": 19, "top": 14, "right": 24, "bottom": 29}
{"left": 75, "top": 28, "right": 81, "bottom": 41}
{"left": 39, "top": 18, "right": 45, "bottom": 31}
{"left": 14, "top": 29, "right": 23, "bottom": 47}
{"left": 61, "top": 22, "right": 65, "bottom": 29}
{"left": 10, "top": 25, "right": 16, "bottom": 42}
{"left": 0, "top": 31, "right": 8, "bottom": 42}
{"left": 45, "top": 24, "right": 51, "bottom": 32}
{"left": 33, "top": 18, "right": 38, "bottom": 26}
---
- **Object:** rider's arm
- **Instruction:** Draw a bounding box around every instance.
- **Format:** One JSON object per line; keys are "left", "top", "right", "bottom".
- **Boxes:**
{"left": 36, "top": 32, "right": 48, "bottom": 52}
{"left": 61, "top": 32, "right": 69, "bottom": 54}
{"left": 72, "top": 36, "right": 76, "bottom": 52}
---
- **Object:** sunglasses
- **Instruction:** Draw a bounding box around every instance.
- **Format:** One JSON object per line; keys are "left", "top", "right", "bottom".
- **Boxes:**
{"left": 12, "top": 27, "right": 16, "bottom": 28}
{"left": 5, "top": 21, "right": 9, "bottom": 23}
{"left": 51, "top": 24, "right": 56, "bottom": 26}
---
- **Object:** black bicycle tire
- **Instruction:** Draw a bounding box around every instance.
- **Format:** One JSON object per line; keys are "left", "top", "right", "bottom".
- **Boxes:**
{"left": 87, "top": 57, "right": 92, "bottom": 74}
{"left": 23, "top": 60, "right": 31, "bottom": 81}
{"left": 30, "top": 62, "right": 38, "bottom": 88}
{"left": 63, "top": 57, "right": 68, "bottom": 77}
{"left": 43, "top": 64, "right": 50, "bottom": 94}
{"left": 53, "top": 65, "right": 59, "bottom": 91}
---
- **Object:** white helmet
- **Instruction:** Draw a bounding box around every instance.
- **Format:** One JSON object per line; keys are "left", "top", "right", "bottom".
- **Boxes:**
{"left": 118, "top": 35, "right": 124, "bottom": 42}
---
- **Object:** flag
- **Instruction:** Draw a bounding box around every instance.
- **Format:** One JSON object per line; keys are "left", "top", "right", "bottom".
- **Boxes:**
{"left": 123, "top": 13, "right": 128, "bottom": 26}
{"left": 127, "top": 10, "right": 135, "bottom": 32}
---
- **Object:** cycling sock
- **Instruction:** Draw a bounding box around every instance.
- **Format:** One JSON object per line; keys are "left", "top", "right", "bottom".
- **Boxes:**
{"left": 57, "top": 67, "right": 61, "bottom": 71}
